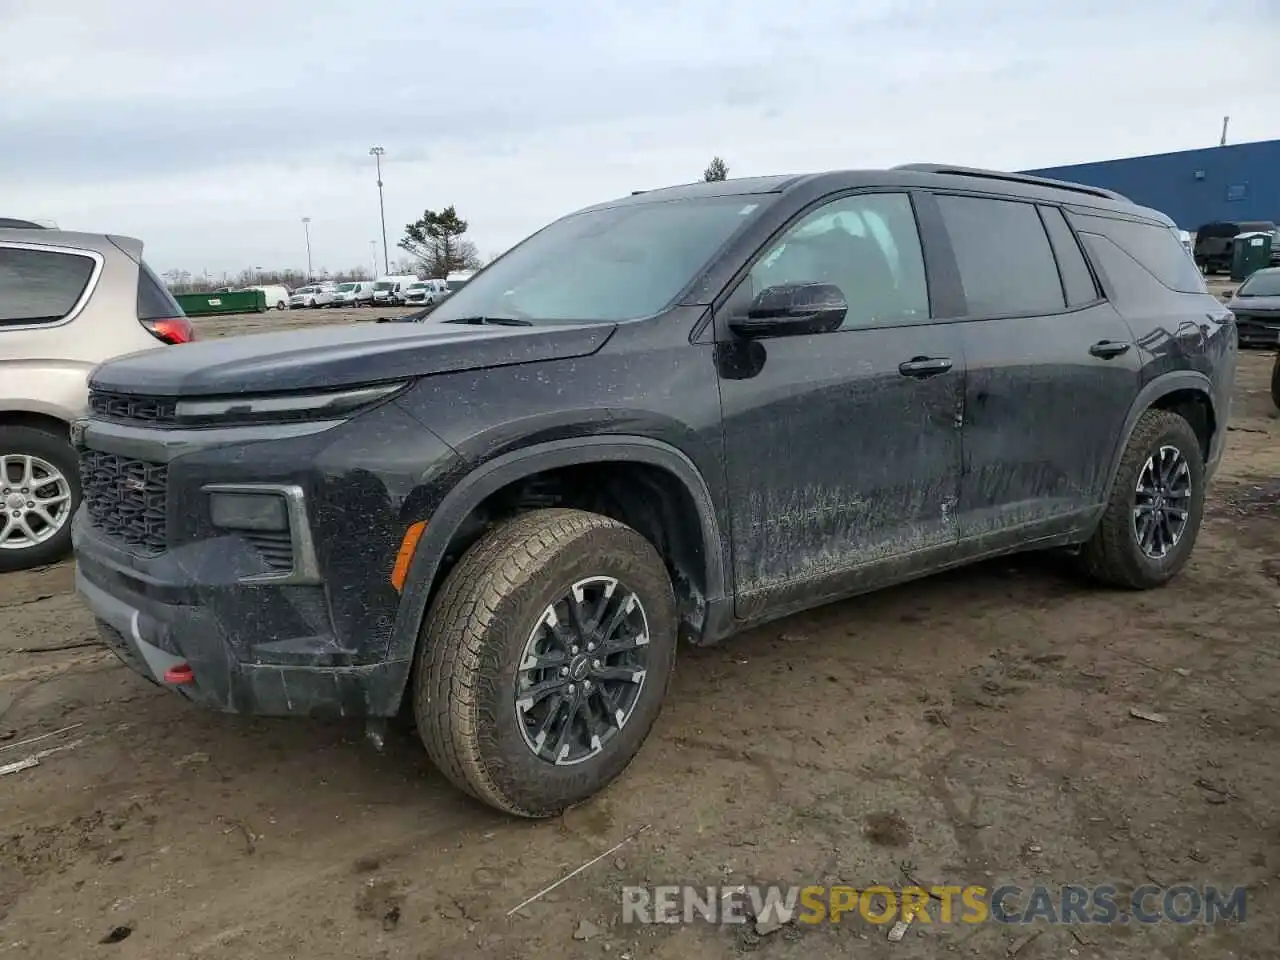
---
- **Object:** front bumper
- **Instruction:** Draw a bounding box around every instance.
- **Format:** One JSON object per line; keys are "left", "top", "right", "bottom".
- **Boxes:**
{"left": 1234, "top": 317, "right": 1280, "bottom": 347}
{"left": 74, "top": 516, "right": 408, "bottom": 716}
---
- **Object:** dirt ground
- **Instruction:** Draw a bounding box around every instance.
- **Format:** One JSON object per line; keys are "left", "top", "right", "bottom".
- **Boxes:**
{"left": 2, "top": 308, "right": 1279, "bottom": 959}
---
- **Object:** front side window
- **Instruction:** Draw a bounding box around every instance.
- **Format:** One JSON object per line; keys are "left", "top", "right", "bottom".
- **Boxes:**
{"left": 0, "top": 246, "right": 97, "bottom": 326}
{"left": 936, "top": 195, "right": 1065, "bottom": 316}
{"left": 431, "top": 195, "right": 774, "bottom": 323}
{"left": 743, "top": 192, "right": 929, "bottom": 328}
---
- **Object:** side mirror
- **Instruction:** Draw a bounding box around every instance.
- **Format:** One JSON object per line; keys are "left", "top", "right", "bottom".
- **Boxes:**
{"left": 728, "top": 282, "right": 848, "bottom": 338}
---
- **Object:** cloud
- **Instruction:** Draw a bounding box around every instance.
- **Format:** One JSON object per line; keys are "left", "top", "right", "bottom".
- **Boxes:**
{"left": 0, "top": 0, "right": 1276, "bottom": 274}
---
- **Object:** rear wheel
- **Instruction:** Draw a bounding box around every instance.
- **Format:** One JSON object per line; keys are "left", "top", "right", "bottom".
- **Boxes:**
{"left": 0, "top": 426, "right": 81, "bottom": 572}
{"left": 1078, "top": 410, "right": 1205, "bottom": 589}
{"left": 413, "top": 508, "right": 677, "bottom": 817}
{"left": 276, "top": 300, "right": 286, "bottom": 310}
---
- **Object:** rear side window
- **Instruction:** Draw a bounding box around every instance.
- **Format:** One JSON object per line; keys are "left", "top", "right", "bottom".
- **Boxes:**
{"left": 1039, "top": 206, "right": 1100, "bottom": 307}
{"left": 136, "top": 261, "right": 184, "bottom": 319}
{"left": 0, "top": 246, "right": 97, "bottom": 325}
{"left": 935, "top": 195, "right": 1065, "bottom": 316}
{"left": 1072, "top": 214, "right": 1207, "bottom": 294}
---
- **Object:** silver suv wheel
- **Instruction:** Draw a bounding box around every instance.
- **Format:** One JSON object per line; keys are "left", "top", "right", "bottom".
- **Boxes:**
{"left": 0, "top": 453, "right": 73, "bottom": 550}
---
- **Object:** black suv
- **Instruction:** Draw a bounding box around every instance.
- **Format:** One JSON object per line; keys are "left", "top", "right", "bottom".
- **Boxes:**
{"left": 72, "top": 165, "right": 1236, "bottom": 817}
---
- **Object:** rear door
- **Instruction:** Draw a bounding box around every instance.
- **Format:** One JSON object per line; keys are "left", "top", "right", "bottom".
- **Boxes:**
{"left": 922, "top": 193, "right": 1141, "bottom": 546}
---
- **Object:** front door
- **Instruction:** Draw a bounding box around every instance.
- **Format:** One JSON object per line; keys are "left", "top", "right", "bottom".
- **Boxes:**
{"left": 715, "top": 191, "right": 965, "bottom": 621}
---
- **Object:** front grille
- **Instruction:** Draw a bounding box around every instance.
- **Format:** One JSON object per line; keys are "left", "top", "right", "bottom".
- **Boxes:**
{"left": 243, "top": 529, "right": 294, "bottom": 572}
{"left": 88, "top": 390, "right": 178, "bottom": 425}
{"left": 81, "top": 451, "right": 168, "bottom": 553}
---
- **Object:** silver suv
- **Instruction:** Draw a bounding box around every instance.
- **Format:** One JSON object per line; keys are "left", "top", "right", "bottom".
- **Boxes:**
{"left": 0, "top": 225, "right": 193, "bottom": 571}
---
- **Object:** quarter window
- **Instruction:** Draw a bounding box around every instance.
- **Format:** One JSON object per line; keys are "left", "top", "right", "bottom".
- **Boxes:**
{"left": 936, "top": 195, "right": 1065, "bottom": 316}
{"left": 1070, "top": 213, "right": 1207, "bottom": 294}
{"left": 0, "top": 246, "right": 97, "bottom": 326}
{"left": 745, "top": 192, "right": 929, "bottom": 328}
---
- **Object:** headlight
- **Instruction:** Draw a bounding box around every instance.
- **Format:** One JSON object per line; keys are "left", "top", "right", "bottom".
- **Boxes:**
{"left": 174, "top": 381, "right": 407, "bottom": 425}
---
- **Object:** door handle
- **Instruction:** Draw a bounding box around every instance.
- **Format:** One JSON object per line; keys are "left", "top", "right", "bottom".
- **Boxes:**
{"left": 898, "top": 356, "right": 953, "bottom": 378}
{"left": 1088, "top": 340, "right": 1131, "bottom": 359}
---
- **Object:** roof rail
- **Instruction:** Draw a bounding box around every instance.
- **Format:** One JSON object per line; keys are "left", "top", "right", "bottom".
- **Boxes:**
{"left": 893, "top": 164, "right": 1130, "bottom": 202}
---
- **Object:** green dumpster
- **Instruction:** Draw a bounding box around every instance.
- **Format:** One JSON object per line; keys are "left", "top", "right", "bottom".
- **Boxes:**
{"left": 1230, "top": 232, "right": 1273, "bottom": 282}
{"left": 174, "top": 290, "right": 267, "bottom": 316}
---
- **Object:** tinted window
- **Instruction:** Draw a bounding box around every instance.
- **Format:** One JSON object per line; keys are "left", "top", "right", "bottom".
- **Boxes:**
{"left": 1073, "top": 214, "right": 1207, "bottom": 294}
{"left": 432, "top": 195, "right": 774, "bottom": 323}
{"left": 1039, "top": 206, "right": 1099, "bottom": 307}
{"left": 0, "top": 246, "right": 97, "bottom": 325}
{"left": 745, "top": 192, "right": 929, "bottom": 327}
{"left": 936, "top": 195, "right": 1064, "bottom": 315}
{"left": 137, "top": 261, "right": 183, "bottom": 320}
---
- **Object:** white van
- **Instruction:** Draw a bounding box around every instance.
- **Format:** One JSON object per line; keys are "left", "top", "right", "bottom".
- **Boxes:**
{"left": 330, "top": 280, "right": 378, "bottom": 307}
{"left": 372, "top": 275, "right": 420, "bottom": 305}
{"left": 445, "top": 270, "right": 476, "bottom": 294}
{"left": 245, "top": 284, "right": 291, "bottom": 310}
{"left": 402, "top": 278, "right": 450, "bottom": 306}
{"left": 288, "top": 283, "right": 338, "bottom": 309}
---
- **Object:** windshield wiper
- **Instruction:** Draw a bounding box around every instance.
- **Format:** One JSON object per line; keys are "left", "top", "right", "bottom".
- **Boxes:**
{"left": 443, "top": 315, "right": 533, "bottom": 326}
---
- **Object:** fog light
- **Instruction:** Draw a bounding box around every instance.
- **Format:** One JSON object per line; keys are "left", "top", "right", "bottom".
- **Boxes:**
{"left": 209, "top": 491, "right": 288, "bottom": 532}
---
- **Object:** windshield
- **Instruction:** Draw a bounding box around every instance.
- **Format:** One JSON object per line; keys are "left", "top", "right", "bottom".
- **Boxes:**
{"left": 432, "top": 195, "right": 774, "bottom": 323}
{"left": 336, "top": 283, "right": 356, "bottom": 292}
{"left": 407, "top": 282, "right": 426, "bottom": 289}
{"left": 374, "top": 281, "right": 394, "bottom": 291}
{"left": 295, "top": 287, "right": 314, "bottom": 295}
{"left": 1237, "top": 272, "right": 1280, "bottom": 297}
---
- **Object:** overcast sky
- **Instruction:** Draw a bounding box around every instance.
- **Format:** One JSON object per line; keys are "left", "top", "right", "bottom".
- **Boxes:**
{"left": 1, "top": 0, "right": 1276, "bottom": 277}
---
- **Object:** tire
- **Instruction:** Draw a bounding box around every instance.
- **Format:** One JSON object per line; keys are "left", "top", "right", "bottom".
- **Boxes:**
{"left": 1078, "top": 409, "right": 1205, "bottom": 589}
{"left": 276, "top": 301, "right": 286, "bottom": 311}
{"left": 307, "top": 299, "right": 317, "bottom": 309}
{"left": 1271, "top": 353, "right": 1280, "bottom": 411}
{"left": 0, "top": 425, "right": 81, "bottom": 572}
{"left": 413, "top": 508, "right": 677, "bottom": 817}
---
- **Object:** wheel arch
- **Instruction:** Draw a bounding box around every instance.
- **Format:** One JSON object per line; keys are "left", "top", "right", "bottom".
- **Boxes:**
{"left": 1104, "top": 371, "right": 1217, "bottom": 498}
{"left": 380, "top": 436, "right": 729, "bottom": 711}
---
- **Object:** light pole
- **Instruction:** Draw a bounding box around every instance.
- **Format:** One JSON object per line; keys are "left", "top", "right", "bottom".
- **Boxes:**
{"left": 369, "top": 146, "right": 389, "bottom": 275}
{"left": 369, "top": 240, "right": 378, "bottom": 279}
{"left": 301, "top": 217, "right": 313, "bottom": 279}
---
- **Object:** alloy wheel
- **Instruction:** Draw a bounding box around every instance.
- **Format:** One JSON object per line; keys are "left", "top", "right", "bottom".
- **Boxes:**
{"left": 1132, "top": 444, "right": 1192, "bottom": 560}
{"left": 0, "top": 454, "right": 74, "bottom": 551}
{"left": 514, "top": 576, "right": 651, "bottom": 766}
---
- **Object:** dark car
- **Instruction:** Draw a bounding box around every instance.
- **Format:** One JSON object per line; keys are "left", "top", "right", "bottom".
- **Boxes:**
{"left": 1225, "top": 267, "right": 1280, "bottom": 348}
{"left": 1193, "top": 220, "right": 1280, "bottom": 274}
{"left": 72, "top": 165, "right": 1236, "bottom": 817}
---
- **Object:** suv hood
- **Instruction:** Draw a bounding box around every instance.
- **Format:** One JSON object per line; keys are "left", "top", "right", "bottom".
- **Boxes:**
{"left": 1229, "top": 295, "right": 1280, "bottom": 312}
{"left": 90, "top": 320, "right": 618, "bottom": 396}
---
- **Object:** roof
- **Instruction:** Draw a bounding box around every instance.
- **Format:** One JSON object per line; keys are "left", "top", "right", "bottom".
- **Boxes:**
{"left": 585, "top": 164, "right": 1168, "bottom": 224}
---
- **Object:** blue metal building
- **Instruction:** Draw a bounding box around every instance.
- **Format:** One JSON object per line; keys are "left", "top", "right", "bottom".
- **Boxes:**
{"left": 1021, "top": 139, "right": 1280, "bottom": 230}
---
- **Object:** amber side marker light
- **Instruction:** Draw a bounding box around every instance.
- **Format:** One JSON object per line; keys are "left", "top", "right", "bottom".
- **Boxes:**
{"left": 392, "top": 521, "right": 428, "bottom": 592}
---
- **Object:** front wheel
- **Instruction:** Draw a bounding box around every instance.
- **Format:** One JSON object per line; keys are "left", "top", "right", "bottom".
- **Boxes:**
{"left": 413, "top": 508, "right": 677, "bottom": 817}
{"left": 0, "top": 426, "right": 81, "bottom": 572}
{"left": 1078, "top": 409, "right": 1205, "bottom": 589}
{"left": 276, "top": 301, "right": 286, "bottom": 310}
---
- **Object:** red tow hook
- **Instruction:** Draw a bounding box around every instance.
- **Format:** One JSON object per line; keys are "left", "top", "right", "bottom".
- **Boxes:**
{"left": 163, "top": 663, "right": 195, "bottom": 685}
